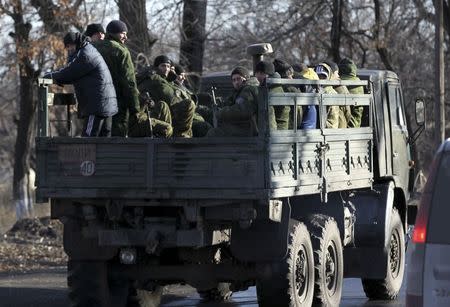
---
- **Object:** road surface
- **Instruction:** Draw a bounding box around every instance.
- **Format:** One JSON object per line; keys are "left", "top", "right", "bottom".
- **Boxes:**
{"left": 0, "top": 269, "right": 405, "bottom": 307}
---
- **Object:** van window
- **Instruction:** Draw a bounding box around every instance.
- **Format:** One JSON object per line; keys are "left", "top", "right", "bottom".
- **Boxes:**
{"left": 427, "top": 152, "right": 450, "bottom": 244}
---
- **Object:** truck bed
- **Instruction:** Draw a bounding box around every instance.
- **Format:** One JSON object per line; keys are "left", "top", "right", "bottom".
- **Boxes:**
{"left": 36, "top": 129, "right": 373, "bottom": 202}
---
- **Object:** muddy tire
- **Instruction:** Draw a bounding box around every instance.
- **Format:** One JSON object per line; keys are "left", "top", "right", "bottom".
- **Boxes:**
{"left": 362, "top": 208, "right": 405, "bottom": 300}
{"left": 256, "top": 220, "right": 314, "bottom": 307}
{"left": 308, "top": 215, "right": 343, "bottom": 307}
{"left": 198, "top": 283, "right": 233, "bottom": 301}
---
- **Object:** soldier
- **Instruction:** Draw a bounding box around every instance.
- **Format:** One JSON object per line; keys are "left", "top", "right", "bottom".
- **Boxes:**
{"left": 172, "top": 63, "right": 211, "bottom": 137}
{"left": 315, "top": 62, "right": 346, "bottom": 129}
{"left": 324, "top": 60, "right": 352, "bottom": 128}
{"left": 273, "top": 58, "right": 302, "bottom": 129}
{"left": 339, "top": 58, "right": 365, "bottom": 127}
{"left": 94, "top": 20, "right": 140, "bottom": 137}
{"left": 206, "top": 66, "right": 261, "bottom": 137}
{"left": 128, "top": 93, "right": 173, "bottom": 138}
{"left": 45, "top": 32, "right": 117, "bottom": 137}
{"left": 255, "top": 60, "right": 289, "bottom": 130}
{"left": 84, "top": 23, "right": 105, "bottom": 42}
{"left": 137, "top": 55, "right": 195, "bottom": 137}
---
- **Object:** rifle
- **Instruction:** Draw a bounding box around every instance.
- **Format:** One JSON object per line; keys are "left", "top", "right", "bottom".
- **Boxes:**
{"left": 211, "top": 86, "right": 218, "bottom": 128}
{"left": 143, "top": 92, "right": 154, "bottom": 138}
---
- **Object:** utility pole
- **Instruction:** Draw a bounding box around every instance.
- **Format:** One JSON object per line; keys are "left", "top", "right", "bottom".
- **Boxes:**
{"left": 435, "top": 0, "right": 445, "bottom": 148}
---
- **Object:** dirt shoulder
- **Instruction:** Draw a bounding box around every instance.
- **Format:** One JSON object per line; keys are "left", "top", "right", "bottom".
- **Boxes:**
{"left": 0, "top": 217, "right": 67, "bottom": 274}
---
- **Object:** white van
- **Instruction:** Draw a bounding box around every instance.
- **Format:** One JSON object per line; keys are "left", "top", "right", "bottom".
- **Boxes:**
{"left": 406, "top": 139, "right": 450, "bottom": 307}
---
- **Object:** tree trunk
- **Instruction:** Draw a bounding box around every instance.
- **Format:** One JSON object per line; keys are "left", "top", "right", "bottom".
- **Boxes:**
{"left": 180, "top": 0, "right": 207, "bottom": 73}
{"left": 117, "top": 0, "right": 157, "bottom": 68}
{"left": 9, "top": 3, "right": 39, "bottom": 220}
{"left": 373, "top": 0, "right": 394, "bottom": 71}
{"left": 330, "top": 0, "right": 343, "bottom": 62}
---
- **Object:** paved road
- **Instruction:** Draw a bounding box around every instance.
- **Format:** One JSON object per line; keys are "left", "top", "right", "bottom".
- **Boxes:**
{"left": 0, "top": 269, "right": 405, "bottom": 307}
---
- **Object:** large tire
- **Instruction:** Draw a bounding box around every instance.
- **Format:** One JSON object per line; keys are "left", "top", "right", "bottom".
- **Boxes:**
{"left": 257, "top": 221, "right": 314, "bottom": 307}
{"left": 362, "top": 208, "right": 405, "bottom": 300}
{"left": 308, "top": 215, "right": 343, "bottom": 307}
{"left": 68, "top": 260, "right": 112, "bottom": 307}
{"left": 198, "top": 283, "right": 233, "bottom": 301}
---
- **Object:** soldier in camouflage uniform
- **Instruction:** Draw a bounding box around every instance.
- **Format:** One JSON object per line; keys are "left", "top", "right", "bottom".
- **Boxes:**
{"left": 315, "top": 62, "right": 346, "bottom": 129}
{"left": 274, "top": 59, "right": 302, "bottom": 129}
{"left": 206, "top": 66, "right": 262, "bottom": 137}
{"left": 137, "top": 55, "right": 195, "bottom": 137}
{"left": 339, "top": 58, "right": 365, "bottom": 127}
{"left": 94, "top": 20, "right": 140, "bottom": 137}
{"left": 255, "top": 61, "right": 289, "bottom": 130}
{"left": 324, "top": 60, "right": 353, "bottom": 128}
{"left": 172, "top": 64, "right": 212, "bottom": 137}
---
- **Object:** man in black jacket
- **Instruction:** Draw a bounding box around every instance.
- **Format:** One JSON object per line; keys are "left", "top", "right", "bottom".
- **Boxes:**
{"left": 45, "top": 32, "right": 118, "bottom": 137}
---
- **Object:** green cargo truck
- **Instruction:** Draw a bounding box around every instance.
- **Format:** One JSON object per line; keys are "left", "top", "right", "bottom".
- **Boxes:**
{"left": 35, "top": 45, "right": 423, "bottom": 307}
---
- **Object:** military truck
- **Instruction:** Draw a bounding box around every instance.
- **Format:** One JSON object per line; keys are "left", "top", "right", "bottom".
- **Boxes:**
{"left": 35, "top": 43, "right": 423, "bottom": 307}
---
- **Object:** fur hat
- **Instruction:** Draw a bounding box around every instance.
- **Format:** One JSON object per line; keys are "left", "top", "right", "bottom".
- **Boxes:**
{"left": 231, "top": 66, "right": 250, "bottom": 79}
{"left": 154, "top": 55, "right": 171, "bottom": 67}
{"left": 84, "top": 23, "right": 105, "bottom": 37}
{"left": 255, "top": 60, "right": 275, "bottom": 75}
{"left": 106, "top": 20, "right": 128, "bottom": 34}
{"left": 273, "top": 59, "right": 293, "bottom": 78}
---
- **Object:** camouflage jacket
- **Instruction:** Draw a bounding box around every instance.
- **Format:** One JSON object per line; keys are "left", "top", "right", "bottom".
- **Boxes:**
{"left": 138, "top": 72, "right": 191, "bottom": 106}
{"left": 93, "top": 36, "right": 140, "bottom": 114}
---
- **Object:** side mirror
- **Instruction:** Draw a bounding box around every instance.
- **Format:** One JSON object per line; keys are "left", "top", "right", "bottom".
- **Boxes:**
{"left": 409, "top": 98, "right": 426, "bottom": 144}
{"left": 415, "top": 98, "right": 425, "bottom": 126}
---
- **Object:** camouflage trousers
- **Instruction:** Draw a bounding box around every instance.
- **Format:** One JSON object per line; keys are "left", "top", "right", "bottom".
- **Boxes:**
{"left": 326, "top": 106, "right": 348, "bottom": 128}
{"left": 170, "top": 98, "right": 195, "bottom": 138}
{"left": 128, "top": 101, "right": 173, "bottom": 138}
{"left": 111, "top": 103, "right": 130, "bottom": 137}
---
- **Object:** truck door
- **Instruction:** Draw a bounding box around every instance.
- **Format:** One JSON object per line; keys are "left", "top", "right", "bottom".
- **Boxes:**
{"left": 387, "top": 82, "right": 410, "bottom": 190}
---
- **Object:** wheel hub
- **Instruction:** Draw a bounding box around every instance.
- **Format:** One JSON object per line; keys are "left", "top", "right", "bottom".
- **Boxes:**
{"left": 389, "top": 230, "right": 401, "bottom": 278}
{"left": 325, "top": 243, "right": 338, "bottom": 294}
{"left": 295, "top": 246, "right": 308, "bottom": 300}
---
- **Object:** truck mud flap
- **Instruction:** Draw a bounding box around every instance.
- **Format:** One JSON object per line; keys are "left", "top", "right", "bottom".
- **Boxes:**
{"left": 230, "top": 200, "right": 291, "bottom": 262}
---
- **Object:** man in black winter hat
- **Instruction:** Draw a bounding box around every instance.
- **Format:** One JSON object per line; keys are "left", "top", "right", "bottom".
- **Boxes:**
{"left": 45, "top": 32, "right": 118, "bottom": 137}
{"left": 254, "top": 60, "right": 275, "bottom": 84}
{"left": 84, "top": 23, "right": 105, "bottom": 42}
{"left": 94, "top": 20, "right": 140, "bottom": 136}
{"left": 273, "top": 59, "right": 294, "bottom": 79}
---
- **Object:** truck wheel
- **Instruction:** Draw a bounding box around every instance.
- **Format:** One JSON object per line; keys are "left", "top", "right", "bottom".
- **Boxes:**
{"left": 198, "top": 283, "right": 233, "bottom": 301}
{"left": 308, "top": 215, "right": 343, "bottom": 307}
{"left": 256, "top": 221, "right": 314, "bottom": 307}
{"left": 68, "top": 260, "right": 111, "bottom": 307}
{"left": 127, "top": 287, "right": 163, "bottom": 307}
{"left": 362, "top": 208, "right": 405, "bottom": 300}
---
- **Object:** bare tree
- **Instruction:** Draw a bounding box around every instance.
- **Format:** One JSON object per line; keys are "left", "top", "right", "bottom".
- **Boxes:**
{"left": 330, "top": 0, "right": 343, "bottom": 62}
{"left": 180, "top": 0, "right": 207, "bottom": 73}
{"left": 1, "top": 0, "right": 83, "bottom": 219}
{"left": 116, "top": 0, "right": 158, "bottom": 66}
